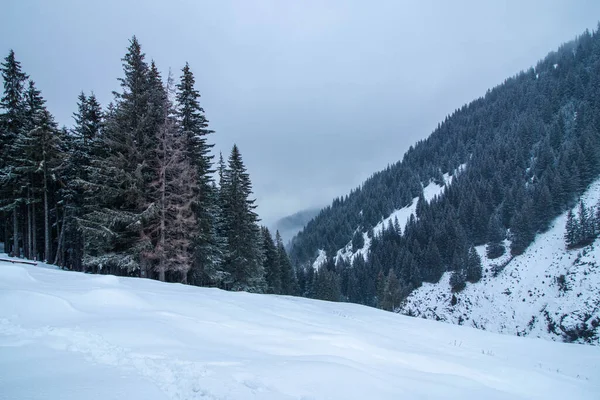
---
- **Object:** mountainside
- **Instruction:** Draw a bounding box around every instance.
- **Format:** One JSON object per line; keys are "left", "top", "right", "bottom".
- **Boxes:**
{"left": 289, "top": 25, "right": 600, "bottom": 340}
{"left": 272, "top": 208, "right": 321, "bottom": 244}
{"left": 402, "top": 177, "right": 600, "bottom": 344}
{"left": 1, "top": 259, "right": 599, "bottom": 399}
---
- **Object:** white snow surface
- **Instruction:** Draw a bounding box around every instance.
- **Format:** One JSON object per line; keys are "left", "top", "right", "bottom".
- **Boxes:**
{"left": 402, "top": 178, "right": 600, "bottom": 345}
{"left": 1, "top": 259, "right": 599, "bottom": 399}
{"left": 312, "top": 249, "right": 327, "bottom": 270}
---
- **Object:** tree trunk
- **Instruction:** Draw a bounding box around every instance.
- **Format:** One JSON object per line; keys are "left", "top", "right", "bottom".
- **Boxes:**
{"left": 12, "top": 206, "right": 19, "bottom": 258}
{"left": 21, "top": 211, "right": 26, "bottom": 259}
{"left": 32, "top": 201, "right": 37, "bottom": 260}
{"left": 27, "top": 192, "right": 32, "bottom": 259}
{"left": 159, "top": 146, "right": 166, "bottom": 282}
{"left": 3, "top": 213, "right": 9, "bottom": 255}
{"left": 54, "top": 207, "right": 66, "bottom": 267}
{"left": 44, "top": 169, "right": 51, "bottom": 263}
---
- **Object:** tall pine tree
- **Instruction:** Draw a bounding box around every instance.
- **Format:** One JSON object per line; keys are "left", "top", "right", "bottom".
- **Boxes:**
{"left": 220, "top": 144, "right": 264, "bottom": 291}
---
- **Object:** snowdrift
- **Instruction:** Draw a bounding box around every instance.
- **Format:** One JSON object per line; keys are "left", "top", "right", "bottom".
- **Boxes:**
{"left": 1, "top": 258, "right": 599, "bottom": 399}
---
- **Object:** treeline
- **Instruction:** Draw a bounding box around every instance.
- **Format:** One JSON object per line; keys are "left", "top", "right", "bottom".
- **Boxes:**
{"left": 565, "top": 198, "right": 600, "bottom": 249}
{"left": 0, "top": 37, "right": 296, "bottom": 294}
{"left": 290, "top": 24, "right": 600, "bottom": 309}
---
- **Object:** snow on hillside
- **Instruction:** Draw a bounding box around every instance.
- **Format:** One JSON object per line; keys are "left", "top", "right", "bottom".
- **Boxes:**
{"left": 1, "top": 260, "right": 599, "bottom": 399}
{"left": 401, "top": 178, "right": 600, "bottom": 345}
{"left": 312, "top": 248, "right": 327, "bottom": 270}
{"left": 335, "top": 165, "right": 466, "bottom": 264}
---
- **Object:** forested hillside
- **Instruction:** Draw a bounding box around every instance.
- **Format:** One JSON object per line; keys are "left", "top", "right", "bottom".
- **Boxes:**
{"left": 290, "top": 25, "right": 600, "bottom": 310}
{"left": 0, "top": 37, "right": 296, "bottom": 295}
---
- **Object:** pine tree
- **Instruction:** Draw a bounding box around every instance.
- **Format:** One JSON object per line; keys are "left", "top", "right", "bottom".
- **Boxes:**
{"left": 176, "top": 63, "right": 221, "bottom": 286}
{"left": 61, "top": 93, "right": 104, "bottom": 269}
{"left": 465, "top": 246, "right": 482, "bottom": 283}
{"left": 450, "top": 269, "right": 467, "bottom": 293}
{"left": 261, "top": 226, "right": 280, "bottom": 294}
{"left": 220, "top": 144, "right": 264, "bottom": 291}
{"left": 79, "top": 37, "right": 156, "bottom": 275}
{"left": 375, "top": 269, "right": 385, "bottom": 307}
{"left": 276, "top": 230, "right": 297, "bottom": 295}
{"left": 486, "top": 212, "right": 505, "bottom": 259}
{"left": 8, "top": 80, "right": 63, "bottom": 262}
{"left": 577, "top": 199, "right": 593, "bottom": 245}
{"left": 565, "top": 209, "right": 577, "bottom": 248}
{"left": 153, "top": 78, "right": 198, "bottom": 283}
{"left": 0, "top": 50, "right": 28, "bottom": 257}
{"left": 380, "top": 268, "right": 401, "bottom": 311}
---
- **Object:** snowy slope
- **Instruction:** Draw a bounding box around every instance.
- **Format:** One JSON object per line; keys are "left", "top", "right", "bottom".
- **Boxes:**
{"left": 334, "top": 166, "right": 465, "bottom": 265}
{"left": 401, "top": 178, "right": 600, "bottom": 345}
{"left": 2, "top": 259, "right": 599, "bottom": 399}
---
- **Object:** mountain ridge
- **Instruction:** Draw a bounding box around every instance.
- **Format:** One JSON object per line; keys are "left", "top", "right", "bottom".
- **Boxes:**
{"left": 288, "top": 24, "right": 600, "bottom": 343}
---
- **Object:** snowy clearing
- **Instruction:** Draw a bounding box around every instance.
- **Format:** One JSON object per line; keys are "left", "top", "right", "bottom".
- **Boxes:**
{"left": 1, "top": 258, "right": 599, "bottom": 399}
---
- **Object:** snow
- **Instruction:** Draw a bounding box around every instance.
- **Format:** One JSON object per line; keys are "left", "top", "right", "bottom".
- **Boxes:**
{"left": 336, "top": 232, "right": 371, "bottom": 264}
{"left": 312, "top": 249, "right": 327, "bottom": 270}
{"left": 402, "top": 177, "right": 600, "bottom": 344}
{"left": 1, "top": 259, "right": 599, "bottom": 399}
{"left": 374, "top": 198, "right": 419, "bottom": 236}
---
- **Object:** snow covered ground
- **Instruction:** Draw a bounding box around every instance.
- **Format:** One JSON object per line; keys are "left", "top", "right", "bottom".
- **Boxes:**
{"left": 1, "top": 257, "right": 599, "bottom": 399}
{"left": 402, "top": 178, "right": 600, "bottom": 344}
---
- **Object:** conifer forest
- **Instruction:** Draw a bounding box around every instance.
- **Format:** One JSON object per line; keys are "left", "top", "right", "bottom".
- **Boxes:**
{"left": 0, "top": 37, "right": 295, "bottom": 294}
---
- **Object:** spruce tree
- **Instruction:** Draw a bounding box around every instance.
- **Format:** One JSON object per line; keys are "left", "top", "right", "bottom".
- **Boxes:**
{"left": 0, "top": 50, "right": 28, "bottom": 256}
{"left": 565, "top": 209, "right": 577, "bottom": 248}
{"left": 465, "top": 246, "right": 482, "bottom": 283}
{"left": 220, "top": 144, "right": 264, "bottom": 291}
{"left": 79, "top": 37, "right": 155, "bottom": 275}
{"left": 176, "top": 63, "right": 221, "bottom": 285}
{"left": 261, "top": 227, "right": 280, "bottom": 294}
{"left": 486, "top": 212, "right": 506, "bottom": 259}
{"left": 380, "top": 268, "right": 401, "bottom": 311}
{"left": 276, "top": 230, "right": 297, "bottom": 295}
{"left": 577, "top": 199, "right": 593, "bottom": 245}
{"left": 450, "top": 269, "right": 467, "bottom": 292}
{"left": 9, "top": 80, "right": 63, "bottom": 262}
{"left": 146, "top": 74, "right": 198, "bottom": 282}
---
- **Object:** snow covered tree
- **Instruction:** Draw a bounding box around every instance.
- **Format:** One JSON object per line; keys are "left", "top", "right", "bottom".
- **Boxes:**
{"left": 577, "top": 199, "right": 594, "bottom": 245}
{"left": 380, "top": 268, "right": 401, "bottom": 311}
{"left": 143, "top": 74, "right": 197, "bottom": 282}
{"left": 60, "top": 92, "right": 104, "bottom": 269}
{"left": 450, "top": 269, "right": 467, "bottom": 293}
{"left": 79, "top": 37, "right": 157, "bottom": 275}
{"left": 351, "top": 230, "right": 364, "bottom": 252}
{"left": 565, "top": 209, "right": 577, "bottom": 248}
{"left": 6, "top": 80, "right": 64, "bottom": 262}
{"left": 314, "top": 261, "right": 341, "bottom": 302}
{"left": 176, "top": 63, "right": 222, "bottom": 285}
{"left": 220, "top": 144, "right": 264, "bottom": 291}
{"left": 465, "top": 246, "right": 482, "bottom": 283}
{"left": 0, "top": 50, "right": 28, "bottom": 257}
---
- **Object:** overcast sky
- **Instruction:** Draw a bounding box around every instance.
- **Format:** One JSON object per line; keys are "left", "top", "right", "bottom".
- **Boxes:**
{"left": 2, "top": 1, "right": 599, "bottom": 226}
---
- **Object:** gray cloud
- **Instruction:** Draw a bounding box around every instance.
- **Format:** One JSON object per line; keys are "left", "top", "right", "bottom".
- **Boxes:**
{"left": 2, "top": 0, "right": 599, "bottom": 226}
